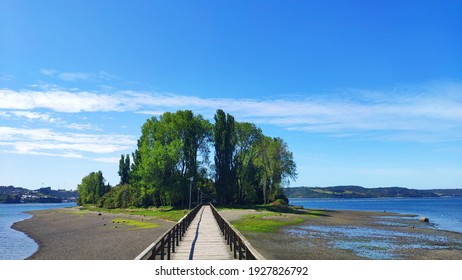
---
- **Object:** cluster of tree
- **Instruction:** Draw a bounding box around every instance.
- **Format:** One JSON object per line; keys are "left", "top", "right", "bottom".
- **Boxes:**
{"left": 214, "top": 110, "right": 297, "bottom": 205}
{"left": 76, "top": 171, "right": 111, "bottom": 205}
{"left": 77, "top": 109, "right": 297, "bottom": 208}
{"left": 0, "top": 193, "right": 21, "bottom": 203}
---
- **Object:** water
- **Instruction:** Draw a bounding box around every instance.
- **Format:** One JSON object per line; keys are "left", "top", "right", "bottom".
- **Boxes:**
{"left": 289, "top": 196, "right": 462, "bottom": 233}
{"left": 288, "top": 196, "right": 462, "bottom": 259}
{"left": 0, "top": 203, "right": 76, "bottom": 260}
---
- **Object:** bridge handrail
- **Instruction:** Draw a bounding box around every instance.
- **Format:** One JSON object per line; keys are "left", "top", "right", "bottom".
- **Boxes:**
{"left": 135, "top": 203, "right": 203, "bottom": 260}
{"left": 209, "top": 204, "right": 265, "bottom": 260}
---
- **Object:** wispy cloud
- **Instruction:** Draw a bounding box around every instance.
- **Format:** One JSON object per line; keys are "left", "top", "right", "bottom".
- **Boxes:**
{"left": 0, "top": 110, "right": 100, "bottom": 131}
{"left": 0, "top": 74, "right": 14, "bottom": 81}
{"left": 39, "top": 69, "right": 117, "bottom": 82}
{"left": 1, "top": 80, "right": 461, "bottom": 142}
{"left": 0, "top": 127, "right": 136, "bottom": 158}
{"left": 9, "top": 111, "right": 58, "bottom": 123}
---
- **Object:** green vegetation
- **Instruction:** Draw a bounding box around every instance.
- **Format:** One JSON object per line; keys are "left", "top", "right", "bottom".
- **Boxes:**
{"left": 118, "top": 154, "right": 130, "bottom": 185}
{"left": 111, "top": 219, "right": 160, "bottom": 230}
{"left": 77, "top": 109, "right": 297, "bottom": 210}
{"left": 0, "top": 186, "right": 78, "bottom": 203}
{"left": 284, "top": 186, "right": 462, "bottom": 198}
{"left": 128, "top": 208, "right": 189, "bottom": 222}
{"left": 232, "top": 213, "right": 304, "bottom": 233}
{"left": 77, "top": 171, "right": 110, "bottom": 205}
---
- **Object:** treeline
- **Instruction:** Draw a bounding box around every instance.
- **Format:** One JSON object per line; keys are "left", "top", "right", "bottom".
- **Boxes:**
{"left": 77, "top": 109, "right": 296, "bottom": 208}
{"left": 284, "top": 186, "right": 462, "bottom": 198}
{"left": 0, "top": 186, "right": 78, "bottom": 203}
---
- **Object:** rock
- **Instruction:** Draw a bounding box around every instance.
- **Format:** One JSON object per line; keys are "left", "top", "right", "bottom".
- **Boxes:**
{"left": 419, "top": 217, "right": 429, "bottom": 223}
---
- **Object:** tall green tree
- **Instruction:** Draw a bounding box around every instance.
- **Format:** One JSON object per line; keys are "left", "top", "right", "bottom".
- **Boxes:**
{"left": 213, "top": 109, "right": 237, "bottom": 204}
{"left": 234, "top": 122, "right": 263, "bottom": 204}
{"left": 118, "top": 154, "right": 131, "bottom": 185}
{"left": 77, "top": 171, "right": 110, "bottom": 205}
{"left": 254, "top": 137, "right": 297, "bottom": 204}
{"left": 130, "top": 110, "right": 212, "bottom": 207}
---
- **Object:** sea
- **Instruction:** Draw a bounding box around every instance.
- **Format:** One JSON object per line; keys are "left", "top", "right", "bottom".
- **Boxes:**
{"left": 1, "top": 198, "right": 461, "bottom": 260}
{"left": 289, "top": 196, "right": 462, "bottom": 233}
{"left": 0, "top": 202, "right": 76, "bottom": 260}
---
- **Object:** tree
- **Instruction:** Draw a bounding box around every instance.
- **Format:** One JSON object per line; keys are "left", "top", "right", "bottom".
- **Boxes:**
{"left": 118, "top": 154, "right": 131, "bottom": 185}
{"left": 234, "top": 122, "right": 263, "bottom": 204}
{"left": 213, "top": 109, "right": 237, "bottom": 204}
{"left": 254, "top": 137, "right": 297, "bottom": 204}
{"left": 130, "top": 110, "right": 212, "bottom": 207}
{"left": 76, "top": 171, "right": 110, "bottom": 205}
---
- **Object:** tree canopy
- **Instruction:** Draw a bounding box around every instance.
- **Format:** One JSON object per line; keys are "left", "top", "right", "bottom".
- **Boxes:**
{"left": 77, "top": 171, "right": 110, "bottom": 205}
{"left": 77, "top": 109, "right": 297, "bottom": 208}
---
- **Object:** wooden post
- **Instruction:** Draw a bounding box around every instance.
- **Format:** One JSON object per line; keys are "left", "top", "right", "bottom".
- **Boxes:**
{"left": 172, "top": 227, "right": 176, "bottom": 253}
{"left": 233, "top": 232, "right": 238, "bottom": 259}
{"left": 167, "top": 231, "right": 171, "bottom": 260}
{"left": 160, "top": 237, "right": 165, "bottom": 260}
{"left": 238, "top": 239, "right": 243, "bottom": 260}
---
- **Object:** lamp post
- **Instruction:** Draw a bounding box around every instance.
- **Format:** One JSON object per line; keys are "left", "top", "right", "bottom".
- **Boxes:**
{"left": 188, "top": 176, "right": 193, "bottom": 210}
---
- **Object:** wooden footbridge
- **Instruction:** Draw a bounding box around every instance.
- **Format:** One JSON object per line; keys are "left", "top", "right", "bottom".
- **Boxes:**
{"left": 135, "top": 203, "right": 263, "bottom": 260}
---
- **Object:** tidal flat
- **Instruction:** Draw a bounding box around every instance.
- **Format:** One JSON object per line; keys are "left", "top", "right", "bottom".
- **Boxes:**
{"left": 219, "top": 208, "right": 462, "bottom": 260}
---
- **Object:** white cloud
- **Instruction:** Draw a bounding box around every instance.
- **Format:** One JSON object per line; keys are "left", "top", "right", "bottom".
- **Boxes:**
{"left": 39, "top": 69, "right": 57, "bottom": 76}
{"left": 39, "top": 69, "right": 117, "bottom": 82}
{"left": 10, "top": 111, "right": 58, "bottom": 123}
{"left": 64, "top": 123, "right": 101, "bottom": 131}
{"left": 0, "top": 111, "right": 11, "bottom": 118}
{"left": 58, "top": 72, "right": 91, "bottom": 81}
{"left": 0, "top": 126, "right": 136, "bottom": 158}
{"left": 1, "top": 80, "right": 461, "bottom": 142}
{"left": 0, "top": 89, "right": 127, "bottom": 112}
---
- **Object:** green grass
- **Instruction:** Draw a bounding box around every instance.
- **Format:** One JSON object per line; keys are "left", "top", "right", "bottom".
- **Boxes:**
{"left": 78, "top": 205, "right": 188, "bottom": 222}
{"left": 111, "top": 219, "right": 160, "bottom": 230}
{"left": 217, "top": 204, "right": 330, "bottom": 217}
{"left": 232, "top": 213, "right": 304, "bottom": 233}
{"left": 129, "top": 208, "right": 189, "bottom": 222}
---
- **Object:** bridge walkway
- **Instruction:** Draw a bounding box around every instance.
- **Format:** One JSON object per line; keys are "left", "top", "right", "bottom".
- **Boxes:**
{"left": 170, "top": 205, "right": 234, "bottom": 260}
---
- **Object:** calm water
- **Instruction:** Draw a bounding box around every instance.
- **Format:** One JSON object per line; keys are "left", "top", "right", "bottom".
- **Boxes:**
{"left": 0, "top": 203, "right": 76, "bottom": 260}
{"left": 289, "top": 196, "right": 462, "bottom": 233}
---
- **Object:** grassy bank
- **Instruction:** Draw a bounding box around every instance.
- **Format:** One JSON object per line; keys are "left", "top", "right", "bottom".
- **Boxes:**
{"left": 111, "top": 218, "right": 160, "bottom": 230}
{"left": 232, "top": 212, "right": 304, "bottom": 232}
{"left": 218, "top": 204, "right": 330, "bottom": 233}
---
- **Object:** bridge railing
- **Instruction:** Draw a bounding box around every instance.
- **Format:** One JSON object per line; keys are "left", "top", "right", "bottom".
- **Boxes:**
{"left": 135, "top": 203, "right": 203, "bottom": 260}
{"left": 209, "top": 204, "right": 264, "bottom": 260}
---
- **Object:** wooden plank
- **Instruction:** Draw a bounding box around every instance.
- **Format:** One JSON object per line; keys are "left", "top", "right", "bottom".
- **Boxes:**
{"left": 170, "top": 205, "right": 234, "bottom": 260}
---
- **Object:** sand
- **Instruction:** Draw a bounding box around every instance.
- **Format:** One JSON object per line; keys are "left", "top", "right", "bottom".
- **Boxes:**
{"left": 12, "top": 207, "right": 175, "bottom": 260}
{"left": 12, "top": 206, "right": 462, "bottom": 260}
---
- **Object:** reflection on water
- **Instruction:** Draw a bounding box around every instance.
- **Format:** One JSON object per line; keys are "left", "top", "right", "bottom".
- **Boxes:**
{"left": 286, "top": 224, "right": 462, "bottom": 259}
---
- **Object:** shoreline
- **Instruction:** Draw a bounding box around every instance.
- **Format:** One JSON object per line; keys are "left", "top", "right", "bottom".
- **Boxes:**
{"left": 11, "top": 206, "right": 462, "bottom": 260}
{"left": 219, "top": 207, "right": 462, "bottom": 260}
{"left": 12, "top": 207, "right": 175, "bottom": 260}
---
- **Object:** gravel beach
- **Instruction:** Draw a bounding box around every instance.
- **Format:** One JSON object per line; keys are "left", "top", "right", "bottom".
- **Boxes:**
{"left": 12, "top": 207, "right": 174, "bottom": 260}
{"left": 12, "top": 206, "right": 462, "bottom": 260}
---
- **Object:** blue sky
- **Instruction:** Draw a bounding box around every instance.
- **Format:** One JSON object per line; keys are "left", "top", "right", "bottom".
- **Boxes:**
{"left": 1, "top": 0, "right": 461, "bottom": 190}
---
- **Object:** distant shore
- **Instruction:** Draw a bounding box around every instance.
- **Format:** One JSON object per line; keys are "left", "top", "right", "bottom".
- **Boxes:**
{"left": 12, "top": 207, "right": 174, "bottom": 260}
{"left": 12, "top": 206, "right": 462, "bottom": 260}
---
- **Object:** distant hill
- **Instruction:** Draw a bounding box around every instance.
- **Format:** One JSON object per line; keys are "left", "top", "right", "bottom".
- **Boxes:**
{"left": 0, "top": 185, "right": 79, "bottom": 203}
{"left": 283, "top": 186, "right": 462, "bottom": 198}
